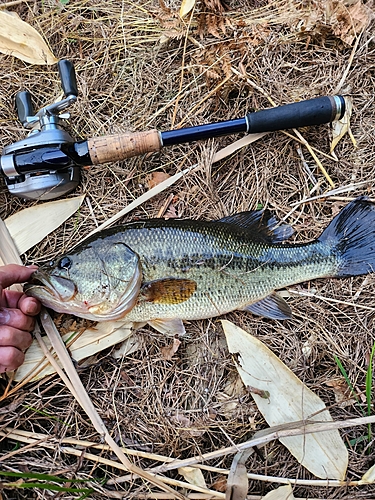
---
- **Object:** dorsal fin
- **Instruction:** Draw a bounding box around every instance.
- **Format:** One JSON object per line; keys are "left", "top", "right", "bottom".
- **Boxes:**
{"left": 218, "top": 210, "right": 294, "bottom": 244}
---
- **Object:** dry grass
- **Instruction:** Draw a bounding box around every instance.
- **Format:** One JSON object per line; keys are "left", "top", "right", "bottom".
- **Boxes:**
{"left": 0, "top": 0, "right": 375, "bottom": 498}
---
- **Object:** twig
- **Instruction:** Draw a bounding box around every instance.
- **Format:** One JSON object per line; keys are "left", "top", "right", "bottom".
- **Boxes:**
{"left": 0, "top": 0, "right": 29, "bottom": 7}
{"left": 2, "top": 424, "right": 374, "bottom": 490}
{"left": 286, "top": 289, "right": 375, "bottom": 313}
{"left": 86, "top": 165, "right": 197, "bottom": 236}
{"left": 38, "top": 310, "right": 184, "bottom": 499}
{"left": 333, "top": 31, "right": 363, "bottom": 95}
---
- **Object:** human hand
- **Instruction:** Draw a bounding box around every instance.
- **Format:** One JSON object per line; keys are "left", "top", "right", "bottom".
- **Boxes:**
{"left": 0, "top": 264, "right": 41, "bottom": 373}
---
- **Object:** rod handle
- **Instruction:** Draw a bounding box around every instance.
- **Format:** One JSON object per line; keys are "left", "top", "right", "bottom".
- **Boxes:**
{"left": 58, "top": 59, "right": 78, "bottom": 97}
{"left": 16, "top": 91, "right": 34, "bottom": 126}
{"left": 246, "top": 96, "right": 345, "bottom": 133}
{"left": 87, "top": 130, "right": 162, "bottom": 164}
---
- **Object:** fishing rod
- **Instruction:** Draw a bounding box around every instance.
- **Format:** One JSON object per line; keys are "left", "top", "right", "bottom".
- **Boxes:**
{"left": 0, "top": 60, "right": 345, "bottom": 201}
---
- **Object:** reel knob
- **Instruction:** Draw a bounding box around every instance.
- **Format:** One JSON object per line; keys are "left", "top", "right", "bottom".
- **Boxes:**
{"left": 58, "top": 59, "right": 78, "bottom": 98}
{"left": 15, "top": 91, "right": 34, "bottom": 127}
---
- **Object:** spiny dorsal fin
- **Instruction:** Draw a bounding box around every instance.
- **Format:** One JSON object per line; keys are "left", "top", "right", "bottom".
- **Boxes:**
{"left": 243, "top": 292, "right": 292, "bottom": 320}
{"left": 140, "top": 278, "right": 197, "bottom": 304}
{"left": 218, "top": 210, "right": 294, "bottom": 244}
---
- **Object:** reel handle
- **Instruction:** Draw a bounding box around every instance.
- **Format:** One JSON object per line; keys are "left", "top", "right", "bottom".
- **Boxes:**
{"left": 16, "top": 91, "right": 34, "bottom": 127}
{"left": 58, "top": 59, "right": 78, "bottom": 97}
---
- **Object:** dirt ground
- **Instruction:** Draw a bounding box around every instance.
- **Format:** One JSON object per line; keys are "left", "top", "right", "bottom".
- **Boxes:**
{"left": 0, "top": 0, "right": 375, "bottom": 498}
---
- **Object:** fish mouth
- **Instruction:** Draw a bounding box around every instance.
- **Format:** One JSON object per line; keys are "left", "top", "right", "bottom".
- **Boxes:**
{"left": 24, "top": 270, "right": 78, "bottom": 311}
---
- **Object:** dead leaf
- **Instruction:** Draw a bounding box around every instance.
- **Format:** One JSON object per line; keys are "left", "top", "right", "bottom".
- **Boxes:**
{"left": 359, "top": 463, "right": 375, "bottom": 484}
{"left": 297, "top": 0, "right": 374, "bottom": 45}
{"left": 14, "top": 321, "right": 134, "bottom": 382}
{"left": 5, "top": 196, "right": 85, "bottom": 255}
{"left": 222, "top": 320, "right": 348, "bottom": 480}
{"left": 246, "top": 385, "right": 270, "bottom": 399}
{"left": 178, "top": 466, "right": 206, "bottom": 488}
{"left": 0, "top": 11, "right": 57, "bottom": 65}
{"left": 216, "top": 375, "right": 246, "bottom": 418}
{"left": 171, "top": 413, "right": 205, "bottom": 437}
{"left": 262, "top": 484, "right": 295, "bottom": 500}
{"left": 330, "top": 97, "right": 353, "bottom": 152}
{"left": 161, "top": 338, "right": 181, "bottom": 360}
{"left": 146, "top": 171, "right": 171, "bottom": 189}
{"left": 325, "top": 377, "right": 356, "bottom": 407}
{"left": 226, "top": 450, "right": 252, "bottom": 500}
{"left": 211, "top": 476, "right": 227, "bottom": 492}
{"left": 179, "top": 0, "right": 196, "bottom": 18}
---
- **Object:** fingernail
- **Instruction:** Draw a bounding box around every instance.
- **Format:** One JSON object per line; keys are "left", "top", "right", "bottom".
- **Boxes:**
{"left": 0, "top": 308, "right": 11, "bottom": 325}
{"left": 26, "top": 265, "right": 38, "bottom": 270}
{"left": 25, "top": 302, "right": 39, "bottom": 315}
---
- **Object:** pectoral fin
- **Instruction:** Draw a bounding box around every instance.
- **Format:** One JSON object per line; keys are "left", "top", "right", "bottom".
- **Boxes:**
{"left": 140, "top": 278, "right": 197, "bottom": 304}
{"left": 148, "top": 318, "right": 186, "bottom": 336}
{"left": 243, "top": 292, "right": 292, "bottom": 320}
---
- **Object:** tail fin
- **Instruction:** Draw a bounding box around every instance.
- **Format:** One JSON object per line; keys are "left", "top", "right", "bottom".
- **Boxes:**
{"left": 319, "top": 197, "right": 375, "bottom": 278}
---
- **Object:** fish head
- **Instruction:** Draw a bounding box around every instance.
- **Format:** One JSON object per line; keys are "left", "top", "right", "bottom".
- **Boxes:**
{"left": 24, "top": 239, "right": 142, "bottom": 321}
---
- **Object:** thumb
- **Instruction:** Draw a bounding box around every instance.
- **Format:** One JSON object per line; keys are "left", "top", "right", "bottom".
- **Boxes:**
{"left": 0, "top": 264, "right": 38, "bottom": 290}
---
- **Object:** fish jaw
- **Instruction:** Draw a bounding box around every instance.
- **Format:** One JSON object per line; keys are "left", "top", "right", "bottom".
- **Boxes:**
{"left": 24, "top": 269, "right": 85, "bottom": 316}
{"left": 24, "top": 263, "right": 143, "bottom": 322}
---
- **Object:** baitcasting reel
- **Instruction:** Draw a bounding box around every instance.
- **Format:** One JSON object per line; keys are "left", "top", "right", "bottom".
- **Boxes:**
{"left": 0, "top": 60, "right": 346, "bottom": 201}
{"left": 1, "top": 60, "right": 81, "bottom": 200}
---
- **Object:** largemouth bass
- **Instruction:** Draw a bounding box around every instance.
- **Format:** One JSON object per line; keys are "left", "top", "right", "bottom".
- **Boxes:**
{"left": 25, "top": 198, "right": 375, "bottom": 335}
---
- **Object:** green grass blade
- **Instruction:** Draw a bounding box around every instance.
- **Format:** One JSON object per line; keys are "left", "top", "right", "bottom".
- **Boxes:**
{"left": 334, "top": 355, "right": 366, "bottom": 417}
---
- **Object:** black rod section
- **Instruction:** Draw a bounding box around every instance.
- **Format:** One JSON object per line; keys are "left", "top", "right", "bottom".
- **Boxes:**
{"left": 161, "top": 96, "right": 345, "bottom": 147}
{"left": 161, "top": 118, "right": 247, "bottom": 146}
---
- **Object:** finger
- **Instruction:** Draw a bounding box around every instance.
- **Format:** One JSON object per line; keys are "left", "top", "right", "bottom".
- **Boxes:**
{"left": 0, "top": 308, "right": 35, "bottom": 332}
{"left": 0, "top": 346, "right": 25, "bottom": 373}
{"left": 18, "top": 296, "right": 41, "bottom": 316}
{"left": 3, "top": 291, "right": 41, "bottom": 316}
{"left": 0, "top": 265, "right": 38, "bottom": 290}
{"left": 0, "top": 326, "right": 33, "bottom": 351}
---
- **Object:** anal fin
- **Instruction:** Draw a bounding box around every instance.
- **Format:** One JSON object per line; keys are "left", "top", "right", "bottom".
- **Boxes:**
{"left": 243, "top": 292, "right": 292, "bottom": 320}
{"left": 148, "top": 318, "right": 186, "bottom": 336}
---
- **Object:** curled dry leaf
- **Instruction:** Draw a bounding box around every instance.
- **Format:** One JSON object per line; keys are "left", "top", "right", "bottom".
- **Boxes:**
{"left": 179, "top": 0, "right": 196, "bottom": 18}
{"left": 178, "top": 466, "right": 207, "bottom": 488}
{"left": 330, "top": 97, "right": 353, "bottom": 153}
{"left": 325, "top": 377, "right": 356, "bottom": 407}
{"left": 222, "top": 320, "right": 348, "bottom": 480}
{"left": 226, "top": 450, "right": 253, "bottom": 500}
{"left": 0, "top": 11, "right": 57, "bottom": 65}
{"left": 161, "top": 337, "right": 181, "bottom": 360}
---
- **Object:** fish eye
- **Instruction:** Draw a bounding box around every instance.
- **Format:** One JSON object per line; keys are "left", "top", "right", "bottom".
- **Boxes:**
{"left": 58, "top": 257, "right": 72, "bottom": 270}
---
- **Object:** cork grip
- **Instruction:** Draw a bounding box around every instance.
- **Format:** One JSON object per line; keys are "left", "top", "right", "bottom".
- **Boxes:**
{"left": 87, "top": 129, "right": 162, "bottom": 164}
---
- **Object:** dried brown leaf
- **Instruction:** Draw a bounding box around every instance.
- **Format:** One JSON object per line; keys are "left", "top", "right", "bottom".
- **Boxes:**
{"left": 146, "top": 171, "right": 171, "bottom": 189}
{"left": 161, "top": 338, "right": 181, "bottom": 360}
{"left": 0, "top": 11, "right": 57, "bottom": 64}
